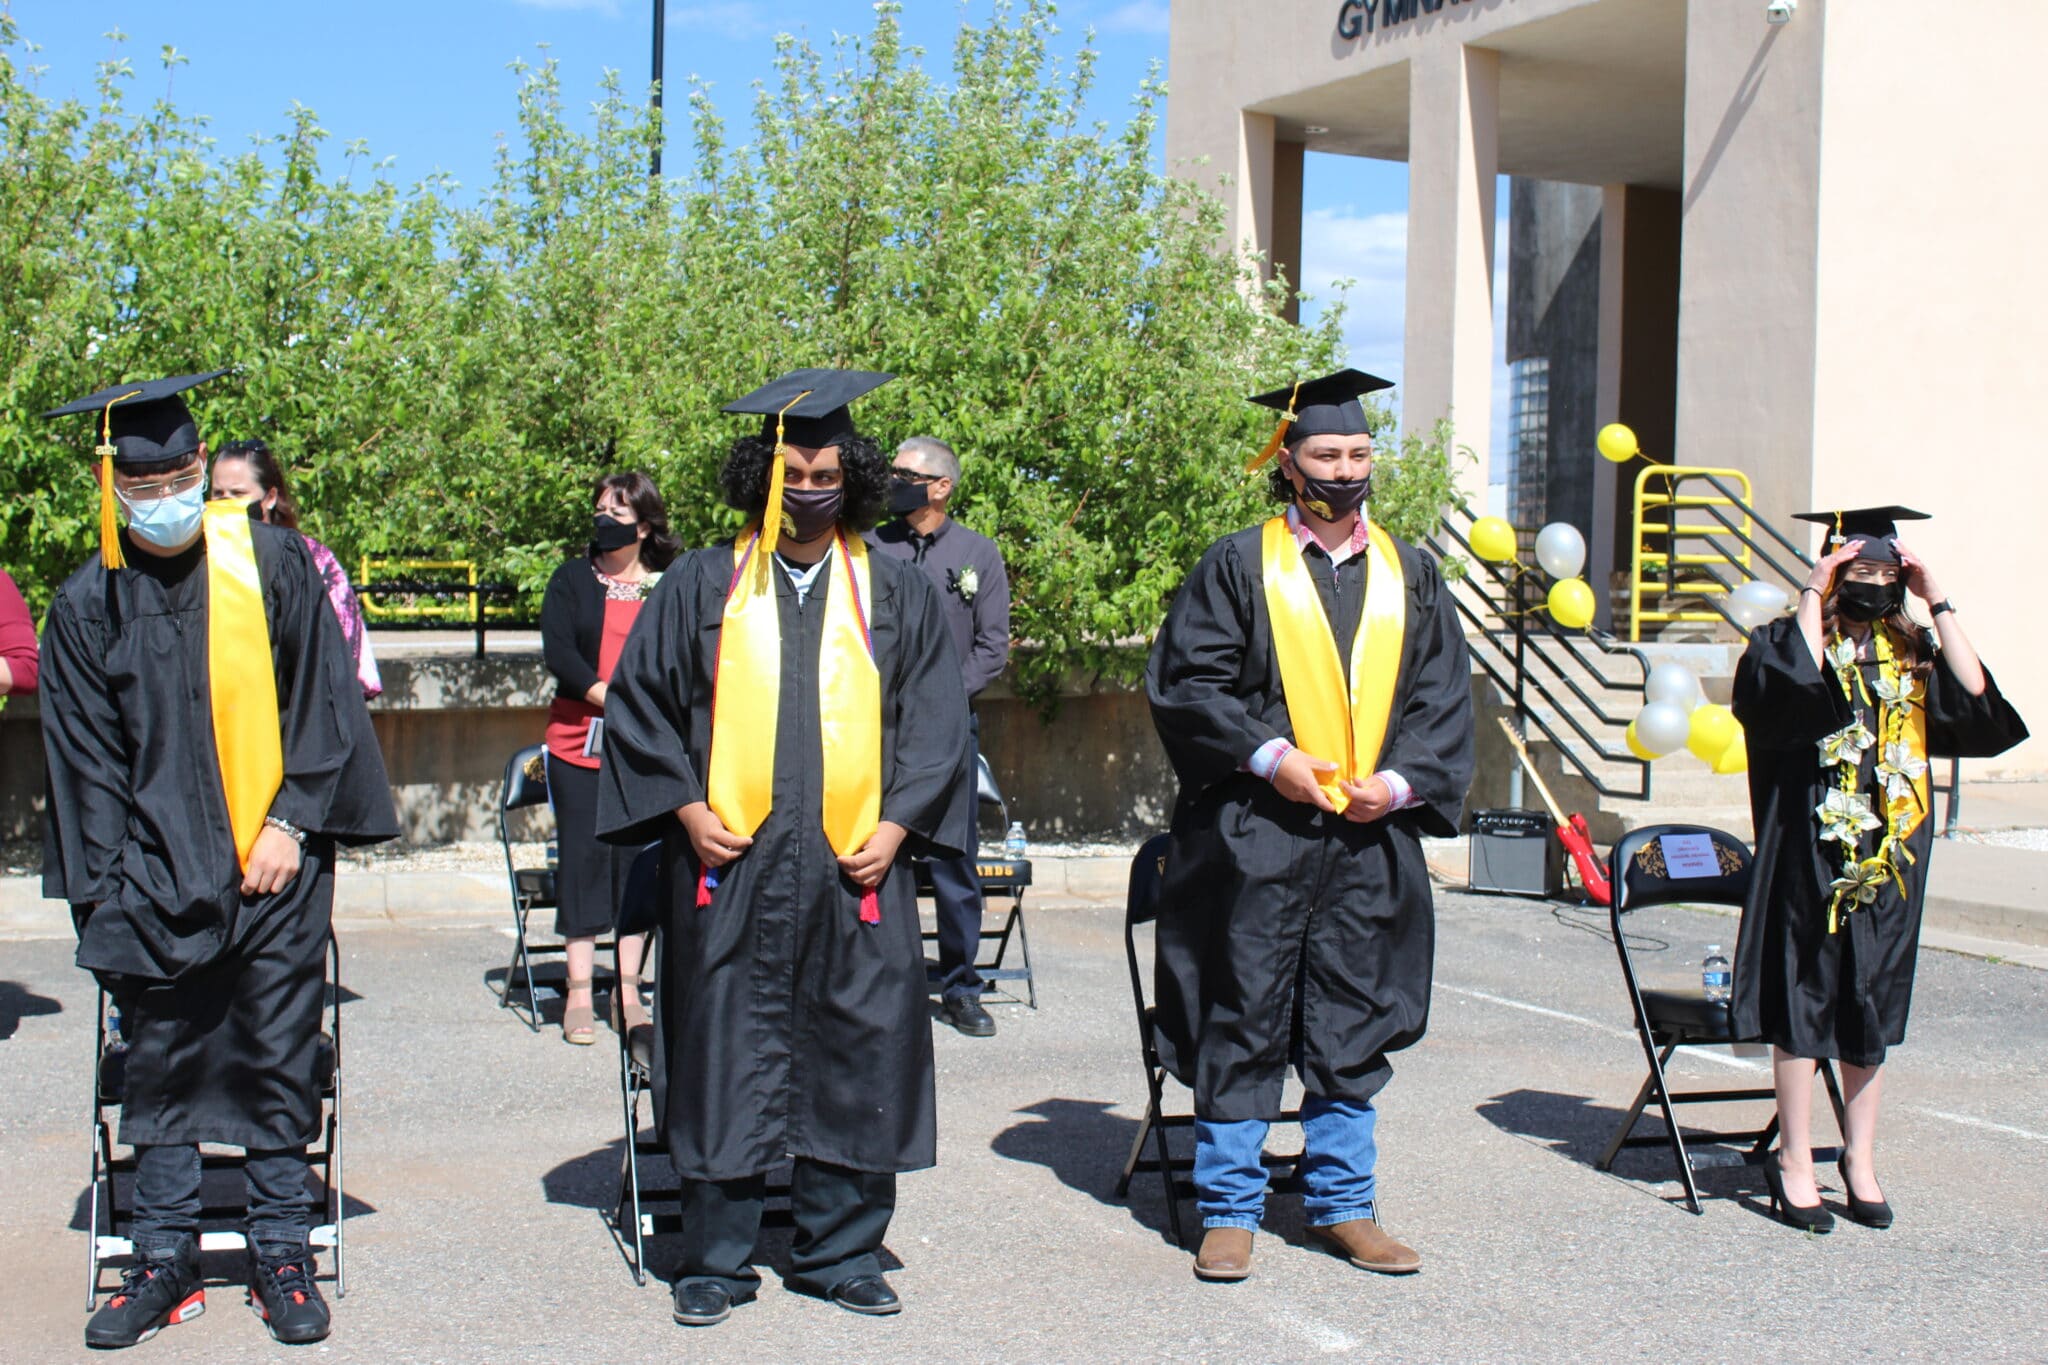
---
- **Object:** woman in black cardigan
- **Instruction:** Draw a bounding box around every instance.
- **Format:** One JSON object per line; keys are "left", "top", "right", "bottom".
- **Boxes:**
{"left": 540, "top": 472, "right": 680, "bottom": 1044}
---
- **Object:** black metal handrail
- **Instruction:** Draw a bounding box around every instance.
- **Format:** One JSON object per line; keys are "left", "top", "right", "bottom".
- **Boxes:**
{"left": 359, "top": 580, "right": 533, "bottom": 659}
{"left": 1432, "top": 506, "right": 1653, "bottom": 802}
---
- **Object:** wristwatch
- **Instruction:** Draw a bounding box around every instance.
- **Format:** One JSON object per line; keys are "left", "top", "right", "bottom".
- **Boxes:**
{"left": 1930, "top": 599, "right": 1956, "bottom": 617}
{"left": 263, "top": 815, "right": 309, "bottom": 846}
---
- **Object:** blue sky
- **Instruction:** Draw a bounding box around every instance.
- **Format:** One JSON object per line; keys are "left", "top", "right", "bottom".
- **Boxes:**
{"left": 13, "top": 0, "right": 1508, "bottom": 480}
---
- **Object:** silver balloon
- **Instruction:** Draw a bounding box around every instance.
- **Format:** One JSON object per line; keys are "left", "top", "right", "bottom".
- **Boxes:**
{"left": 1724, "top": 594, "right": 1771, "bottom": 631}
{"left": 1534, "top": 522, "right": 1588, "bottom": 580}
{"left": 1635, "top": 700, "right": 1693, "bottom": 757}
{"left": 1644, "top": 662, "right": 1702, "bottom": 711}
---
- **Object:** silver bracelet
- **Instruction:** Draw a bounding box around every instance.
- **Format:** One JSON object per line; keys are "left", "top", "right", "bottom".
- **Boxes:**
{"left": 263, "top": 816, "right": 308, "bottom": 846}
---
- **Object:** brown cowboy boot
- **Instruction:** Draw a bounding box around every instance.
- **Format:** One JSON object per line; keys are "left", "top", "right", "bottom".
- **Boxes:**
{"left": 1193, "top": 1227, "right": 1254, "bottom": 1281}
{"left": 1310, "top": 1218, "right": 1421, "bottom": 1274}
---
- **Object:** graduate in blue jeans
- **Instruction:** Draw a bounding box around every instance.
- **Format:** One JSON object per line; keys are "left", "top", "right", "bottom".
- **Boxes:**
{"left": 1145, "top": 370, "right": 1474, "bottom": 1281}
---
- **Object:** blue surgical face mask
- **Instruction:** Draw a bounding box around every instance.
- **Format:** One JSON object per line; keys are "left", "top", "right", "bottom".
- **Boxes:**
{"left": 120, "top": 478, "right": 209, "bottom": 549}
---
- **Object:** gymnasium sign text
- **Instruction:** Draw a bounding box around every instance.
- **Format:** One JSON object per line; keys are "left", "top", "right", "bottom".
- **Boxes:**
{"left": 1337, "top": 0, "right": 1476, "bottom": 38}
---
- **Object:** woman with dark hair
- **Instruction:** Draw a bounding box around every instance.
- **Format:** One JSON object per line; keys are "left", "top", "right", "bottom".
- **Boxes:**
{"left": 539, "top": 471, "right": 679, "bottom": 1045}
{"left": 1732, "top": 507, "right": 2024, "bottom": 1233}
{"left": 211, "top": 439, "right": 382, "bottom": 700}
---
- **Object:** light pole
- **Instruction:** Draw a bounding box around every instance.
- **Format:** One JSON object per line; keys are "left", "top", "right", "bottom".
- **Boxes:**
{"left": 649, "top": 0, "right": 665, "bottom": 177}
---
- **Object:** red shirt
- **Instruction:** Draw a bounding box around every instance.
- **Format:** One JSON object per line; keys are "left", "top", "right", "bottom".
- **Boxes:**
{"left": 545, "top": 595, "right": 645, "bottom": 768}
{"left": 0, "top": 570, "right": 37, "bottom": 696}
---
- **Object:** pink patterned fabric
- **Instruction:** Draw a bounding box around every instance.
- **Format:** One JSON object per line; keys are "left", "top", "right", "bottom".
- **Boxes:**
{"left": 303, "top": 535, "right": 382, "bottom": 699}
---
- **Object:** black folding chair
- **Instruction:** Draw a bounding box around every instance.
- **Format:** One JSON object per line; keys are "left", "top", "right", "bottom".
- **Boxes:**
{"left": 87, "top": 934, "right": 347, "bottom": 1306}
{"left": 917, "top": 752, "right": 1036, "bottom": 1007}
{"left": 496, "top": 744, "right": 615, "bottom": 1029}
{"left": 1596, "top": 823, "right": 1844, "bottom": 1213}
{"left": 1113, "top": 834, "right": 1301, "bottom": 1249}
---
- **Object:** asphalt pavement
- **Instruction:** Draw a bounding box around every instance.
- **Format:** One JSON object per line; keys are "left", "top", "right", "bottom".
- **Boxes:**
{"left": 2, "top": 890, "right": 2044, "bottom": 1362}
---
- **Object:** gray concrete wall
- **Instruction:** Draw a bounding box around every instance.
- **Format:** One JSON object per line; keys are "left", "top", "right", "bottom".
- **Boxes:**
{"left": 1, "top": 652, "right": 1183, "bottom": 847}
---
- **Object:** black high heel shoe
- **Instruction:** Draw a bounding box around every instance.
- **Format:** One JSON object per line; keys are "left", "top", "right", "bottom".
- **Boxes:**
{"left": 1761, "top": 1152, "right": 1835, "bottom": 1233}
{"left": 1836, "top": 1153, "right": 1894, "bottom": 1229}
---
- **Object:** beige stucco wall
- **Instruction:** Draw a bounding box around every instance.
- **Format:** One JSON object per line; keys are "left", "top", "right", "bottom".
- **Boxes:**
{"left": 1806, "top": 0, "right": 2048, "bottom": 776}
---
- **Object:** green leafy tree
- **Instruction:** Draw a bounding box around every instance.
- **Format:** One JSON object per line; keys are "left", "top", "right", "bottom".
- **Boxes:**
{"left": 0, "top": 2, "right": 1463, "bottom": 706}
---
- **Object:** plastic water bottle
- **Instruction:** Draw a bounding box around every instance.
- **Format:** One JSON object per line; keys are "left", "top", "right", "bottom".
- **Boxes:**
{"left": 105, "top": 1002, "right": 128, "bottom": 1054}
{"left": 1702, "top": 945, "right": 1731, "bottom": 1003}
{"left": 1003, "top": 822, "right": 1028, "bottom": 861}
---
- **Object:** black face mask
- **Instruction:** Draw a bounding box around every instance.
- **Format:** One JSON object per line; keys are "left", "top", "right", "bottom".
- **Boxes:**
{"left": 1835, "top": 579, "right": 1902, "bottom": 624}
{"left": 887, "top": 477, "right": 931, "bottom": 516}
{"left": 592, "top": 514, "right": 639, "bottom": 552}
{"left": 1296, "top": 472, "right": 1372, "bottom": 523}
{"left": 780, "top": 487, "right": 845, "bottom": 542}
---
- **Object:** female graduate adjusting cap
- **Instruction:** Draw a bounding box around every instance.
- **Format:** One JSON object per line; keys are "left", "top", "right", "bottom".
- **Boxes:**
{"left": 1791, "top": 506, "right": 1929, "bottom": 564}
{"left": 44, "top": 369, "right": 233, "bottom": 570}
{"left": 1244, "top": 367, "right": 1394, "bottom": 471}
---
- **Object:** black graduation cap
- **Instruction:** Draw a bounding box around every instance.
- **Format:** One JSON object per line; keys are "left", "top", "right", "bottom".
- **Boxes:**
{"left": 1244, "top": 367, "right": 1394, "bottom": 470}
{"left": 722, "top": 368, "right": 894, "bottom": 449}
{"left": 43, "top": 369, "right": 232, "bottom": 570}
{"left": 1792, "top": 506, "right": 1929, "bottom": 563}
{"left": 43, "top": 369, "right": 232, "bottom": 468}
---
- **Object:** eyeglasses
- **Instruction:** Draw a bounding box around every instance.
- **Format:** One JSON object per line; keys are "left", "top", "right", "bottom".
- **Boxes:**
{"left": 892, "top": 469, "right": 941, "bottom": 485}
{"left": 117, "top": 471, "right": 207, "bottom": 503}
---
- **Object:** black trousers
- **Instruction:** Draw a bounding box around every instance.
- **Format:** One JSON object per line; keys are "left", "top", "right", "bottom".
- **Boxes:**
{"left": 676, "top": 1160, "right": 896, "bottom": 1297}
{"left": 929, "top": 715, "right": 986, "bottom": 1000}
{"left": 130, "top": 1143, "right": 310, "bottom": 1257}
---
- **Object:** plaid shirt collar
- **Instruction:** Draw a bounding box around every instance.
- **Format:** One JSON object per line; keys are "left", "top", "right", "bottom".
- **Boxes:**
{"left": 1285, "top": 503, "right": 1370, "bottom": 566}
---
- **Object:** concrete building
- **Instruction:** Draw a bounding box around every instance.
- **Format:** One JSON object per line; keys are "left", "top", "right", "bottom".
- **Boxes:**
{"left": 1167, "top": 0, "right": 2048, "bottom": 776}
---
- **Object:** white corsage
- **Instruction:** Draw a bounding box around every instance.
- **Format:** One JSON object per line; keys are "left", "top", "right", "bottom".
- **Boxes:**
{"left": 953, "top": 564, "right": 979, "bottom": 603}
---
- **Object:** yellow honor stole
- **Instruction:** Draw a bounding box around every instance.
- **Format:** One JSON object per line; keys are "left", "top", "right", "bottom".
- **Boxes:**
{"left": 703, "top": 527, "right": 885, "bottom": 920}
{"left": 1261, "top": 515, "right": 1407, "bottom": 812}
{"left": 200, "top": 501, "right": 285, "bottom": 871}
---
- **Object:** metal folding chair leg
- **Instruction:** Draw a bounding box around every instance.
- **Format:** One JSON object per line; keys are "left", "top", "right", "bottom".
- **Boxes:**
{"left": 1597, "top": 1071, "right": 1661, "bottom": 1172}
{"left": 614, "top": 1038, "right": 648, "bottom": 1287}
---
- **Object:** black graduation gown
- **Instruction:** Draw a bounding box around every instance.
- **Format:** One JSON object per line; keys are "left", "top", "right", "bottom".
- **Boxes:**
{"left": 1731, "top": 617, "right": 2024, "bottom": 1065}
{"left": 595, "top": 544, "right": 971, "bottom": 1181}
{"left": 39, "top": 526, "right": 398, "bottom": 1148}
{"left": 1145, "top": 526, "right": 1476, "bottom": 1121}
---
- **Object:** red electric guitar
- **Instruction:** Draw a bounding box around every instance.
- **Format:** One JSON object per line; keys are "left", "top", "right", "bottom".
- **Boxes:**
{"left": 1496, "top": 717, "right": 1612, "bottom": 905}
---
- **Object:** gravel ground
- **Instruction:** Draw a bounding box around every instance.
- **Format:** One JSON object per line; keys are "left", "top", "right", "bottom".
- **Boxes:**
{"left": 1956, "top": 826, "right": 2048, "bottom": 851}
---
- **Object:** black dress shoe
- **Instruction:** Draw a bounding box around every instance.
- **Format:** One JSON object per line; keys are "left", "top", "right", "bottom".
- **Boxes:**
{"left": 672, "top": 1280, "right": 750, "bottom": 1327}
{"left": 828, "top": 1273, "right": 902, "bottom": 1316}
{"left": 941, "top": 995, "right": 996, "bottom": 1038}
{"left": 1761, "top": 1152, "right": 1835, "bottom": 1234}
{"left": 1837, "top": 1153, "right": 1894, "bottom": 1229}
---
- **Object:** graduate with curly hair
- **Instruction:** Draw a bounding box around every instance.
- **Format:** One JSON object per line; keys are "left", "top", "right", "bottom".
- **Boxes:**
{"left": 595, "top": 370, "right": 971, "bottom": 1327}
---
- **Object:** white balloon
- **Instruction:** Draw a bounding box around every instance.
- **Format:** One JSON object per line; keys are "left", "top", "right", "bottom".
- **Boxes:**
{"left": 1534, "top": 522, "right": 1588, "bottom": 580}
{"left": 1644, "top": 662, "right": 1703, "bottom": 711}
{"left": 1731, "top": 579, "right": 1789, "bottom": 615}
{"left": 1725, "top": 595, "right": 1771, "bottom": 631}
{"left": 1635, "top": 700, "right": 1693, "bottom": 756}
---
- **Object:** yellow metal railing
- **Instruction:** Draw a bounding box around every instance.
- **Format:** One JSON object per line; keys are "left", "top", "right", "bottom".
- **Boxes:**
{"left": 1629, "top": 466, "right": 1754, "bottom": 642}
{"left": 358, "top": 557, "right": 518, "bottom": 623}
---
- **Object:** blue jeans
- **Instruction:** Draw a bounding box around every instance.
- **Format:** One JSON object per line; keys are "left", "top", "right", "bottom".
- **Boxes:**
{"left": 1195, "top": 1094, "right": 1377, "bottom": 1231}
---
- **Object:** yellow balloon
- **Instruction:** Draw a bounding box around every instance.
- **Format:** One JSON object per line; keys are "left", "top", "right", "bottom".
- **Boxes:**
{"left": 1547, "top": 577, "right": 1596, "bottom": 629}
{"left": 1712, "top": 725, "right": 1749, "bottom": 775}
{"left": 1597, "top": 422, "right": 1640, "bottom": 463}
{"left": 1470, "top": 516, "right": 1517, "bottom": 563}
{"left": 1625, "top": 720, "right": 1659, "bottom": 762}
{"left": 1686, "top": 703, "right": 1738, "bottom": 762}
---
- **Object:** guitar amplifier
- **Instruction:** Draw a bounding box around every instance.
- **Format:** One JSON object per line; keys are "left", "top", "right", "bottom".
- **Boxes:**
{"left": 1468, "top": 808, "right": 1564, "bottom": 898}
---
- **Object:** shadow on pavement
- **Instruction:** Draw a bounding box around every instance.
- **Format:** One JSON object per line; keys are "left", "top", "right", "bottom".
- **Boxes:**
{"left": 0, "top": 980, "right": 61, "bottom": 1040}
{"left": 1476, "top": 1086, "right": 1782, "bottom": 1218}
{"left": 989, "top": 1097, "right": 1185, "bottom": 1246}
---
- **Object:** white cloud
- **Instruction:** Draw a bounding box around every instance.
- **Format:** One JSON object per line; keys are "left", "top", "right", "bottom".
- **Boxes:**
{"left": 1099, "top": 1, "right": 1171, "bottom": 35}
{"left": 1299, "top": 201, "right": 1513, "bottom": 478}
{"left": 669, "top": 1, "right": 774, "bottom": 40}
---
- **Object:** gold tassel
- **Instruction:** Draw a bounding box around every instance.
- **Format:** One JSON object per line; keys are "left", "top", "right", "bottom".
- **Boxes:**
{"left": 95, "top": 392, "right": 140, "bottom": 571}
{"left": 758, "top": 389, "right": 811, "bottom": 561}
{"left": 1244, "top": 379, "right": 1303, "bottom": 473}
